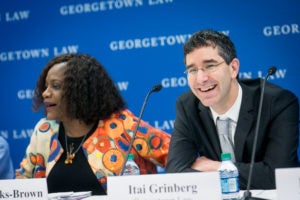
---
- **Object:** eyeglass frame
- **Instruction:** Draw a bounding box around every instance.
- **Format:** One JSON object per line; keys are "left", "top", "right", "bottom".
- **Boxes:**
{"left": 184, "top": 60, "right": 226, "bottom": 76}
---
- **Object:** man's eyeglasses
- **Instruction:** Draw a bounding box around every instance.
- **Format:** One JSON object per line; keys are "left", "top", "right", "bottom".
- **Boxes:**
{"left": 184, "top": 61, "right": 225, "bottom": 76}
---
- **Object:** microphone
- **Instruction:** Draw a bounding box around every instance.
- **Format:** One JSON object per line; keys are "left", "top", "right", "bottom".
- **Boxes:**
{"left": 241, "top": 66, "right": 277, "bottom": 200}
{"left": 119, "top": 84, "right": 163, "bottom": 175}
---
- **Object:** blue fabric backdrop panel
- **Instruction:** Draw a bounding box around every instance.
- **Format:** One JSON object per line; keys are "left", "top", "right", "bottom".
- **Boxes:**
{"left": 0, "top": 0, "right": 299, "bottom": 169}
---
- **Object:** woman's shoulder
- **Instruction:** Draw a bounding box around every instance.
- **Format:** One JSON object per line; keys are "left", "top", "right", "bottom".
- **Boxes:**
{"left": 34, "top": 118, "right": 60, "bottom": 133}
{"left": 109, "top": 109, "right": 135, "bottom": 119}
{"left": 99, "top": 109, "right": 136, "bottom": 129}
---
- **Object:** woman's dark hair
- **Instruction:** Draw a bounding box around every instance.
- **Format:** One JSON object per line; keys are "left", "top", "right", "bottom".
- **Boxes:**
{"left": 33, "top": 53, "right": 126, "bottom": 125}
{"left": 183, "top": 29, "right": 237, "bottom": 65}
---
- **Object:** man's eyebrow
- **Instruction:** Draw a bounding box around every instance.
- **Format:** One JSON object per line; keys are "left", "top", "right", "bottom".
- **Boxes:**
{"left": 186, "top": 63, "right": 195, "bottom": 69}
{"left": 202, "top": 59, "right": 218, "bottom": 64}
{"left": 186, "top": 59, "right": 219, "bottom": 69}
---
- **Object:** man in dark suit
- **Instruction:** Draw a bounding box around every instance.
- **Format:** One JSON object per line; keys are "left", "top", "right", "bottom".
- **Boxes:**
{"left": 166, "top": 29, "right": 299, "bottom": 189}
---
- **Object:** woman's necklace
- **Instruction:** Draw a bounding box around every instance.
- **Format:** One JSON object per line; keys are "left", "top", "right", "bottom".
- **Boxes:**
{"left": 64, "top": 133, "right": 88, "bottom": 165}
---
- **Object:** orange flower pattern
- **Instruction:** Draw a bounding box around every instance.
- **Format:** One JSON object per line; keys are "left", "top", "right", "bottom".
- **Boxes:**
{"left": 18, "top": 109, "right": 170, "bottom": 192}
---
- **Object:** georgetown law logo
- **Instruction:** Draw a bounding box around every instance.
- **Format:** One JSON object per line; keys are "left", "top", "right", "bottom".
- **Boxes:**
{"left": 16, "top": 81, "right": 129, "bottom": 101}
{"left": 153, "top": 119, "right": 175, "bottom": 131}
{"left": 60, "top": 0, "right": 174, "bottom": 16}
{"left": 0, "top": 45, "right": 79, "bottom": 62}
{"left": 239, "top": 68, "right": 287, "bottom": 80}
{"left": 0, "top": 10, "right": 30, "bottom": 23}
{"left": 109, "top": 33, "right": 192, "bottom": 51}
{"left": 263, "top": 23, "right": 299, "bottom": 36}
{"left": 161, "top": 76, "right": 188, "bottom": 88}
{"left": 109, "top": 30, "right": 229, "bottom": 51}
{"left": 0, "top": 129, "right": 33, "bottom": 140}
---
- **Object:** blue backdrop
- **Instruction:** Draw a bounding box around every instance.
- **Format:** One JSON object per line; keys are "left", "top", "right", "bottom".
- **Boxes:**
{"left": 0, "top": 0, "right": 299, "bottom": 170}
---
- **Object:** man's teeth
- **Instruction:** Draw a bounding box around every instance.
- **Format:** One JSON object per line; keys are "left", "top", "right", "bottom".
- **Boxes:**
{"left": 200, "top": 85, "right": 215, "bottom": 92}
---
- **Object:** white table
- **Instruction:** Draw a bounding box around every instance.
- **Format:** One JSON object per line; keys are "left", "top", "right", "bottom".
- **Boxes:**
{"left": 83, "top": 190, "right": 277, "bottom": 200}
{"left": 240, "top": 190, "right": 277, "bottom": 200}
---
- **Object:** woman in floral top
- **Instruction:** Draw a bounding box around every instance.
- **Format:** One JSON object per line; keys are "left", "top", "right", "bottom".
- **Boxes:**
{"left": 16, "top": 53, "right": 170, "bottom": 195}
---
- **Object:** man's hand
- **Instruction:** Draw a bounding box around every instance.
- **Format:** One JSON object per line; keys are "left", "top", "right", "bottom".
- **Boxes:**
{"left": 191, "top": 156, "right": 221, "bottom": 172}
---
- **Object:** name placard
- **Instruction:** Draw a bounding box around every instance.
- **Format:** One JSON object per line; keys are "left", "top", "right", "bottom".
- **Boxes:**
{"left": 276, "top": 167, "right": 300, "bottom": 200}
{"left": 0, "top": 178, "right": 48, "bottom": 199}
{"left": 107, "top": 172, "right": 221, "bottom": 200}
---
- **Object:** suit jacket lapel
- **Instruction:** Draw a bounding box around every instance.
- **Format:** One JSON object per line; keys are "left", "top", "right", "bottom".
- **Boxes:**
{"left": 197, "top": 103, "right": 222, "bottom": 159}
{"left": 234, "top": 82, "right": 257, "bottom": 161}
